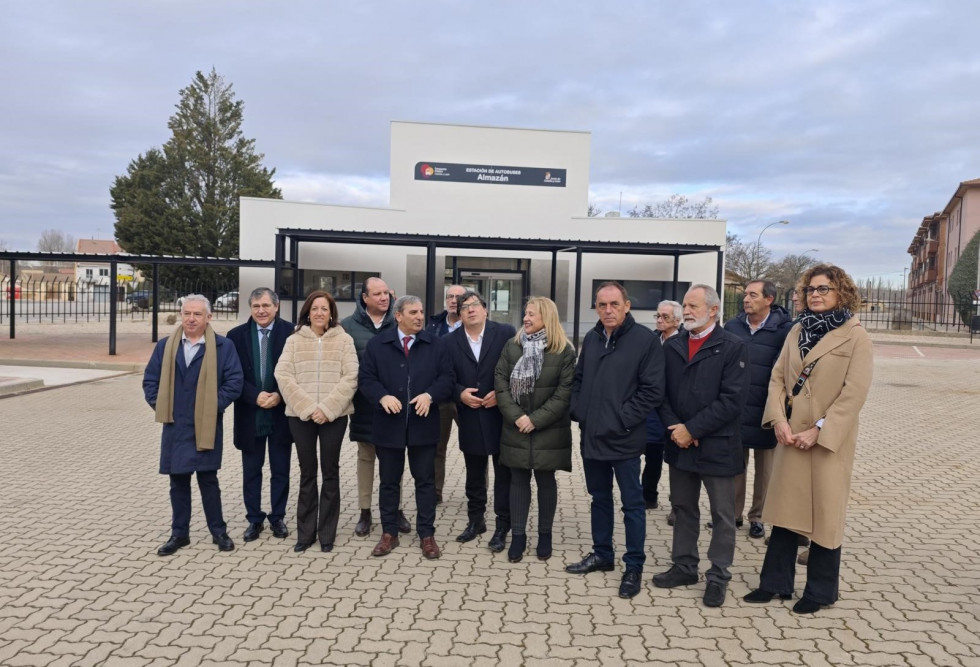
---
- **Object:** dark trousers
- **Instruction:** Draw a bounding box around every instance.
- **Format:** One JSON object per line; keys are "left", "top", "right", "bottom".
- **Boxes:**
{"left": 509, "top": 468, "right": 557, "bottom": 537}
{"left": 668, "top": 466, "right": 736, "bottom": 584}
{"left": 169, "top": 470, "right": 225, "bottom": 538}
{"left": 582, "top": 456, "right": 646, "bottom": 571}
{"left": 642, "top": 439, "right": 665, "bottom": 505}
{"left": 377, "top": 444, "right": 437, "bottom": 538}
{"left": 241, "top": 435, "right": 292, "bottom": 524}
{"left": 435, "top": 402, "right": 458, "bottom": 498}
{"left": 760, "top": 525, "right": 842, "bottom": 604}
{"left": 462, "top": 452, "right": 511, "bottom": 526}
{"left": 289, "top": 416, "right": 347, "bottom": 547}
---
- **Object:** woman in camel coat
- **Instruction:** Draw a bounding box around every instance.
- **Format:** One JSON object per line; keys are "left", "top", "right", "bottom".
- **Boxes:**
{"left": 744, "top": 264, "right": 873, "bottom": 614}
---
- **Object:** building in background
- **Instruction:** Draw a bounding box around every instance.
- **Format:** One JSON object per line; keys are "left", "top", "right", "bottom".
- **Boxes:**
{"left": 240, "top": 121, "right": 728, "bottom": 333}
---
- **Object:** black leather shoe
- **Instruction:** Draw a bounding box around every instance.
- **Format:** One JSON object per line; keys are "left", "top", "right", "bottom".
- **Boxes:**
{"left": 667, "top": 510, "right": 675, "bottom": 526}
{"left": 652, "top": 565, "right": 698, "bottom": 589}
{"left": 487, "top": 528, "right": 507, "bottom": 553}
{"left": 270, "top": 519, "right": 289, "bottom": 539}
{"left": 243, "top": 522, "right": 264, "bottom": 542}
{"left": 703, "top": 581, "right": 727, "bottom": 607}
{"left": 792, "top": 596, "right": 824, "bottom": 614}
{"left": 536, "top": 533, "right": 552, "bottom": 560}
{"left": 508, "top": 534, "right": 527, "bottom": 563}
{"left": 619, "top": 569, "right": 642, "bottom": 599}
{"left": 294, "top": 541, "right": 314, "bottom": 553}
{"left": 320, "top": 543, "right": 333, "bottom": 553}
{"left": 743, "top": 588, "right": 793, "bottom": 603}
{"left": 565, "top": 553, "right": 616, "bottom": 574}
{"left": 749, "top": 521, "right": 765, "bottom": 539}
{"left": 397, "top": 510, "right": 412, "bottom": 535}
{"left": 354, "top": 509, "right": 372, "bottom": 537}
{"left": 212, "top": 533, "right": 235, "bottom": 552}
{"left": 644, "top": 499, "right": 659, "bottom": 510}
{"left": 456, "top": 520, "right": 487, "bottom": 543}
{"left": 157, "top": 535, "right": 190, "bottom": 556}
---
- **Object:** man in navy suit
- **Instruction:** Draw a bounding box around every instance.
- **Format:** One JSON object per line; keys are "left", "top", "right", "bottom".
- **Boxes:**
{"left": 227, "top": 288, "right": 295, "bottom": 543}
{"left": 358, "top": 295, "right": 454, "bottom": 559}
{"left": 448, "top": 290, "right": 516, "bottom": 548}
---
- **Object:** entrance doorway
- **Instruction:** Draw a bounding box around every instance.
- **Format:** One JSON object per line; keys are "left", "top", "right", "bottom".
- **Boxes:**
{"left": 458, "top": 270, "right": 526, "bottom": 329}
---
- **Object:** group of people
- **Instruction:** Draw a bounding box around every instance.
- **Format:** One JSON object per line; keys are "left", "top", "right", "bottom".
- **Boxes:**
{"left": 143, "top": 263, "right": 871, "bottom": 614}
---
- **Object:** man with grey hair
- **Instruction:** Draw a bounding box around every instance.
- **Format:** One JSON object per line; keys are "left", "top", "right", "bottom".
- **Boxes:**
{"left": 144, "top": 294, "right": 243, "bottom": 555}
{"left": 227, "top": 288, "right": 295, "bottom": 543}
{"left": 722, "top": 279, "right": 792, "bottom": 540}
{"left": 645, "top": 299, "right": 684, "bottom": 516}
{"left": 655, "top": 284, "right": 748, "bottom": 607}
{"left": 359, "top": 295, "right": 454, "bottom": 559}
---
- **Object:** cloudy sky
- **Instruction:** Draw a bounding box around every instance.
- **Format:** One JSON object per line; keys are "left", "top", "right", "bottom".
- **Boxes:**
{"left": 2, "top": 1, "right": 979, "bottom": 282}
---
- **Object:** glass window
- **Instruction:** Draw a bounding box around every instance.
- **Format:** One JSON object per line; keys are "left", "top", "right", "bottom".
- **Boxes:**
{"left": 591, "top": 280, "right": 690, "bottom": 310}
{"left": 298, "top": 270, "right": 381, "bottom": 301}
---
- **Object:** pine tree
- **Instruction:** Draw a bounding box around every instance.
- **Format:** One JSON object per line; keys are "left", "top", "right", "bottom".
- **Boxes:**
{"left": 111, "top": 69, "right": 281, "bottom": 289}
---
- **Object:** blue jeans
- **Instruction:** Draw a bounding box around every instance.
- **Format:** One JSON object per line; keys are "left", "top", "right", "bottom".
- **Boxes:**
{"left": 582, "top": 456, "right": 646, "bottom": 571}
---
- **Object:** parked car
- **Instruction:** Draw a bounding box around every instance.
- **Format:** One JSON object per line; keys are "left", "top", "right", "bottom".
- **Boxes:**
{"left": 126, "top": 287, "right": 176, "bottom": 310}
{"left": 214, "top": 291, "right": 239, "bottom": 310}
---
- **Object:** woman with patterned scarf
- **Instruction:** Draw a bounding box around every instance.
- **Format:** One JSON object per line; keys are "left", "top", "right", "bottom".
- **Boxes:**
{"left": 494, "top": 297, "right": 577, "bottom": 563}
{"left": 744, "top": 264, "right": 873, "bottom": 614}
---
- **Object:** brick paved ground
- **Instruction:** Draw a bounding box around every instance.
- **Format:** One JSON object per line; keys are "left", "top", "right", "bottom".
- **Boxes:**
{"left": 1, "top": 343, "right": 979, "bottom": 665}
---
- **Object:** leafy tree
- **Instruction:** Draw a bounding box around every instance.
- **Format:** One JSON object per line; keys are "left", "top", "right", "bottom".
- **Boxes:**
{"left": 37, "top": 229, "right": 77, "bottom": 253}
{"left": 111, "top": 68, "right": 281, "bottom": 287}
{"left": 628, "top": 194, "right": 719, "bottom": 220}
{"left": 947, "top": 228, "right": 980, "bottom": 325}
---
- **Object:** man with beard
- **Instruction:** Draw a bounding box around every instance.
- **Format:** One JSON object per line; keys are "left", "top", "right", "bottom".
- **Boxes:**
{"left": 654, "top": 284, "right": 748, "bottom": 607}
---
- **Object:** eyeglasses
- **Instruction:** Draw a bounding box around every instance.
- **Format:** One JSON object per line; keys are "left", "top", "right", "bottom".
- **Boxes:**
{"left": 459, "top": 302, "right": 483, "bottom": 312}
{"left": 655, "top": 314, "right": 674, "bottom": 320}
{"left": 803, "top": 286, "right": 836, "bottom": 296}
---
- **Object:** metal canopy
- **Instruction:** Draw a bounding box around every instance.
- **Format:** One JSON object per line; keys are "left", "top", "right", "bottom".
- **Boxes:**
{"left": 274, "top": 227, "right": 724, "bottom": 345}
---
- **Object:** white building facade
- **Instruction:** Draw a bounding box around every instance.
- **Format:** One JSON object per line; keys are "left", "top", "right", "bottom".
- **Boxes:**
{"left": 239, "top": 121, "right": 727, "bottom": 334}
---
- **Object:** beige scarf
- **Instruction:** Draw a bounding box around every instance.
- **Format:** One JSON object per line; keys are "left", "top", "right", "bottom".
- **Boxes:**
{"left": 154, "top": 324, "right": 219, "bottom": 452}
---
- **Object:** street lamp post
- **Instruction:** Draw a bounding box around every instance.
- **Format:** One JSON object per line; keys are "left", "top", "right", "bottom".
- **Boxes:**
{"left": 755, "top": 220, "right": 790, "bottom": 278}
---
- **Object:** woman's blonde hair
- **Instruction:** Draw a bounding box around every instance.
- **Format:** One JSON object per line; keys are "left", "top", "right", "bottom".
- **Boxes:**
{"left": 516, "top": 296, "right": 571, "bottom": 354}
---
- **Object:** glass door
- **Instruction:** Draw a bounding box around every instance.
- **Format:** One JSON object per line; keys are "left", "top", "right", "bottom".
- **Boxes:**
{"left": 458, "top": 270, "right": 525, "bottom": 329}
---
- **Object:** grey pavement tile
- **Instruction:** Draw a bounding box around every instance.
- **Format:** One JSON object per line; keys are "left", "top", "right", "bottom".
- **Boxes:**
{"left": 1, "top": 349, "right": 979, "bottom": 665}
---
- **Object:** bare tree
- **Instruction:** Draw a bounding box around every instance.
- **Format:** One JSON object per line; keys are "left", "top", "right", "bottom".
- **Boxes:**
{"left": 37, "top": 229, "right": 77, "bottom": 253}
{"left": 628, "top": 194, "right": 719, "bottom": 219}
{"left": 724, "top": 232, "right": 764, "bottom": 283}
{"left": 768, "top": 253, "right": 820, "bottom": 293}
{"left": 0, "top": 239, "right": 9, "bottom": 276}
{"left": 587, "top": 202, "right": 602, "bottom": 217}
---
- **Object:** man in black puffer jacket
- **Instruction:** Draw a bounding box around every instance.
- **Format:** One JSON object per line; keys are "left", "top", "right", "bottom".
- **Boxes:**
{"left": 567, "top": 282, "right": 664, "bottom": 600}
{"left": 723, "top": 280, "right": 792, "bottom": 540}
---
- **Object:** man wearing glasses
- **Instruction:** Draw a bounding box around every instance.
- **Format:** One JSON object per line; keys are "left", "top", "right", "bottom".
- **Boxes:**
{"left": 646, "top": 301, "right": 683, "bottom": 518}
{"left": 427, "top": 284, "right": 467, "bottom": 503}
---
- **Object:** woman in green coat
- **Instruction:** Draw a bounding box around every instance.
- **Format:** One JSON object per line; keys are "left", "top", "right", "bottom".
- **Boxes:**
{"left": 494, "top": 296, "right": 576, "bottom": 563}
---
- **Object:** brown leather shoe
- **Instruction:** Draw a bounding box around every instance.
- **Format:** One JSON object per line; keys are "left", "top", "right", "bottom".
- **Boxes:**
{"left": 371, "top": 533, "right": 399, "bottom": 557}
{"left": 420, "top": 536, "right": 441, "bottom": 559}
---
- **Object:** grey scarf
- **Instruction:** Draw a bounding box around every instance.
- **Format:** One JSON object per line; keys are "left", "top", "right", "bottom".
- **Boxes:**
{"left": 509, "top": 329, "right": 547, "bottom": 398}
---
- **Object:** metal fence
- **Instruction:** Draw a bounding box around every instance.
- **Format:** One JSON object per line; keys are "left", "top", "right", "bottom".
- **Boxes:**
{"left": 1, "top": 275, "right": 240, "bottom": 324}
{"left": 724, "top": 283, "right": 980, "bottom": 335}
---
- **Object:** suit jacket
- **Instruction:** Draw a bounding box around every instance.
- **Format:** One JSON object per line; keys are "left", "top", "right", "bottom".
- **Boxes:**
{"left": 449, "top": 320, "right": 517, "bottom": 456}
{"left": 227, "top": 317, "right": 294, "bottom": 452}
{"left": 358, "top": 328, "right": 454, "bottom": 449}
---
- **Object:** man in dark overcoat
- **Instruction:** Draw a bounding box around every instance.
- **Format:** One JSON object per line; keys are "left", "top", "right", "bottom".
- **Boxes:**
{"left": 447, "top": 290, "right": 516, "bottom": 548}
{"left": 227, "top": 287, "right": 294, "bottom": 543}
{"left": 568, "top": 281, "right": 664, "bottom": 600}
{"left": 723, "top": 279, "right": 792, "bottom": 540}
{"left": 143, "top": 294, "right": 243, "bottom": 556}
{"left": 654, "top": 284, "right": 748, "bottom": 607}
{"left": 358, "top": 295, "right": 454, "bottom": 559}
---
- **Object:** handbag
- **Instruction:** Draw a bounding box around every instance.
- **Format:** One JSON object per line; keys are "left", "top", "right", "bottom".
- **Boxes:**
{"left": 785, "top": 360, "right": 817, "bottom": 419}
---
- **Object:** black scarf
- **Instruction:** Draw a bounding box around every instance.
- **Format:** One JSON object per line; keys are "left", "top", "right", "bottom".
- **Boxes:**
{"left": 798, "top": 308, "right": 852, "bottom": 358}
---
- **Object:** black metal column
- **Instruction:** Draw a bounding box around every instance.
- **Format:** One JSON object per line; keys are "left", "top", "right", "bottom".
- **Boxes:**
{"left": 109, "top": 260, "right": 118, "bottom": 355}
{"left": 151, "top": 263, "right": 160, "bottom": 342}
{"left": 550, "top": 249, "right": 558, "bottom": 301}
{"left": 573, "top": 248, "right": 583, "bottom": 347}
{"left": 425, "top": 242, "right": 437, "bottom": 316}
{"left": 716, "top": 250, "right": 725, "bottom": 296}
{"left": 290, "top": 238, "right": 301, "bottom": 320}
{"left": 8, "top": 258, "right": 15, "bottom": 340}
{"left": 671, "top": 253, "right": 680, "bottom": 300}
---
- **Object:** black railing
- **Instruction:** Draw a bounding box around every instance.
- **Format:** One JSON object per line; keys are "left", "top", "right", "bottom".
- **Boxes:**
{"left": 724, "top": 283, "right": 980, "bottom": 335}
{"left": 1, "top": 275, "right": 240, "bottom": 324}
